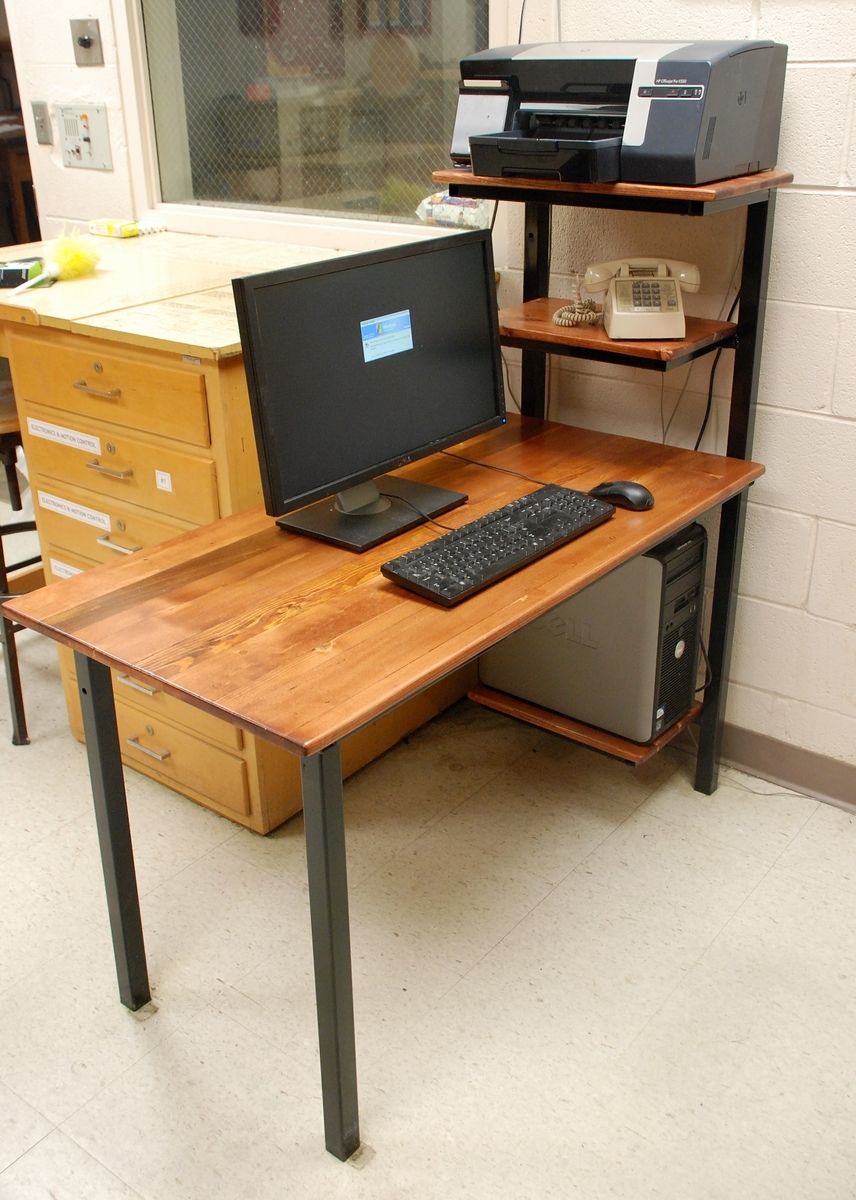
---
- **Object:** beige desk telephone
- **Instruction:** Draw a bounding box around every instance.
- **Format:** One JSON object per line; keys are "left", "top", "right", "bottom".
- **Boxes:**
{"left": 583, "top": 258, "right": 700, "bottom": 340}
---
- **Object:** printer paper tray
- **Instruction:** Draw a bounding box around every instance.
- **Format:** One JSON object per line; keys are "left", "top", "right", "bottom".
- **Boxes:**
{"left": 470, "top": 131, "right": 622, "bottom": 183}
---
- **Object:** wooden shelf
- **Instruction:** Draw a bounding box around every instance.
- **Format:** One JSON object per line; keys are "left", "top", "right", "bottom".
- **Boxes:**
{"left": 499, "top": 298, "right": 737, "bottom": 370}
{"left": 432, "top": 167, "right": 792, "bottom": 215}
{"left": 469, "top": 683, "right": 702, "bottom": 766}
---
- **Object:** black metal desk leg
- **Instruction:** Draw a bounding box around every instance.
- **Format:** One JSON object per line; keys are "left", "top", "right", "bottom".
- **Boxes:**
{"left": 694, "top": 492, "right": 748, "bottom": 794}
{"left": 74, "top": 652, "right": 150, "bottom": 1011}
{"left": 301, "top": 744, "right": 360, "bottom": 1161}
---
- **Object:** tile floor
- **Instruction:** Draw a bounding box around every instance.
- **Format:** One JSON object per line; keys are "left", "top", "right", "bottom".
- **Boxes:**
{"left": 3, "top": 595, "right": 856, "bottom": 1198}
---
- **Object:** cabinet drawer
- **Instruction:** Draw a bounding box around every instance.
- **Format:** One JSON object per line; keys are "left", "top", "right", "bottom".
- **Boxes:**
{"left": 25, "top": 406, "right": 220, "bottom": 526}
{"left": 113, "top": 671, "right": 244, "bottom": 752}
{"left": 114, "top": 701, "right": 251, "bottom": 818}
{"left": 34, "top": 480, "right": 192, "bottom": 564}
{"left": 60, "top": 648, "right": 244, "bottom": 755}
{"left": 10, "top": 333, "right": 211, "bottom": 447}
{"left": 44, "top": 543, "right": 98, "bottom": 581}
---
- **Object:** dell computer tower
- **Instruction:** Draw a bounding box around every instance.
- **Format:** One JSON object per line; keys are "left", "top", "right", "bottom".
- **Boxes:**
{"left": 479, "top": 523, "right": 707, "bottom": 744}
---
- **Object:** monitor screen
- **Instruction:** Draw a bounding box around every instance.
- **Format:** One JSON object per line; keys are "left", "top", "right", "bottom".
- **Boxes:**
{"left": 232, "top": 229, "right": 506, "bottom": 551}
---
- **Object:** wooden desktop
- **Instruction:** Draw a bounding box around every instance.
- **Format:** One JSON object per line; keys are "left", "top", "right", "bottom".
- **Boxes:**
{"left": 3, "top": 414, "right": 763, "bottom": 1159}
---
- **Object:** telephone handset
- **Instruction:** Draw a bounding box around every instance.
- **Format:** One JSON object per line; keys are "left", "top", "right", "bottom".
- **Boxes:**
{"left": 583, "top": 258, "right": 700, "bottom": 340}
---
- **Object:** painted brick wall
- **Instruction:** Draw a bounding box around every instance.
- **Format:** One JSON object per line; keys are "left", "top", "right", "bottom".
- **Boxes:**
{"left": 489, "top": 0, "right": 856, "bottom": 770}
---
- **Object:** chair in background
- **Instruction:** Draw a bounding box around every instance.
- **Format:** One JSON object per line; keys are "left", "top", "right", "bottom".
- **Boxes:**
{"left": 0, "top": 380, "right": 42, "bottom": 744}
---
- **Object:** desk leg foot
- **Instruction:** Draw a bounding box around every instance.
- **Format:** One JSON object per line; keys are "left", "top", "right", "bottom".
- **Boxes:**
{"left": 302, "top": 745, "right": 360, "bottom": 1161}
{"left": 75, "top": 653, "right": 150, "bottom": 1011}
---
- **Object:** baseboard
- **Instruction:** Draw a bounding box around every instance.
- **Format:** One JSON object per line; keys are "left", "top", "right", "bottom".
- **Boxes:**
{"left": 720, "top": 723, "right": 856, "bottom": 813}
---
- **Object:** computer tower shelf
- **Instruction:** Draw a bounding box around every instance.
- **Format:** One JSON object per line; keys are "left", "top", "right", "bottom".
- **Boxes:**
{"left": 469, "top": 684, "right": 702, "bottom": 765}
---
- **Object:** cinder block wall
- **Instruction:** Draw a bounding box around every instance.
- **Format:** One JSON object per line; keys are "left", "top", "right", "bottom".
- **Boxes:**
{"left": 490, "top": 1, "right": 856, "bottom": 794}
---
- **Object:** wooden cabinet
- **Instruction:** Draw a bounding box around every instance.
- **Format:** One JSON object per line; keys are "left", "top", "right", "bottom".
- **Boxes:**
{"left": 4, "top": 251, "right": 474, "bottom": 832}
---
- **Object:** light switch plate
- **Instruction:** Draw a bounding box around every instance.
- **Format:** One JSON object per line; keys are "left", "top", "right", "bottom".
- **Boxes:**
{"left": 59, "top": 105, "right": 113, "bottom": 170}
{"left": 71, "top": 18, "right": 104, "bottom": 66}
{"left": 31, "top": 101, "right": 53, "bottom": 145}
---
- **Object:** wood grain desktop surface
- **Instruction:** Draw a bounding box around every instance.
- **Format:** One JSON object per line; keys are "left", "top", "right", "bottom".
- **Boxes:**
{"left": 4, "top": 417, "right": 763, "bottom": 758}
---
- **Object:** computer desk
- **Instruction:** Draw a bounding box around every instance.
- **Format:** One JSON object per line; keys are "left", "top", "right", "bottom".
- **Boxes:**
{"left": 2, "top": 415, "right": 763, "bottom": 1159}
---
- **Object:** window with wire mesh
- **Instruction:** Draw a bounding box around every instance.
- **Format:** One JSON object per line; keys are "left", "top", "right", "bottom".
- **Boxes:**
{"left": 140, "top": 0, "right": 488, "bottom": 222}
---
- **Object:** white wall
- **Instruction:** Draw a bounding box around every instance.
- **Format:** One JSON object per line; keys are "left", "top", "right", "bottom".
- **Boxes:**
{"left": 3, "top": 0, "right": 855, "bottom": 773}
{"left": 490, "top": 0, "right": 856, "bottom": 772}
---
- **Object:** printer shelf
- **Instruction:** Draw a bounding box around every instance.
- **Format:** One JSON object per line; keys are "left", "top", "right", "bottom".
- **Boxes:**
{"left": 498, "top": 299, "right": 738, "bottom": 371}
{"left": 432, "top": 168, "right": 793, "bottom": 215}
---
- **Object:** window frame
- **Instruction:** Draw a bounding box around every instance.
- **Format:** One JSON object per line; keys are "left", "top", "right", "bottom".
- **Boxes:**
{"left": 117, "top": 0, "right": 504, "bottom": 252}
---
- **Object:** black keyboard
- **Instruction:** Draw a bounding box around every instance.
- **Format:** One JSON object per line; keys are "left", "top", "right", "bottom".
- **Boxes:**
{"left": 380, "top": 484, "right": 615, "bottom": 606}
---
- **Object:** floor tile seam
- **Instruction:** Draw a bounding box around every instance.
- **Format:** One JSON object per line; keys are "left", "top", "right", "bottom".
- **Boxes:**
{"left": 139, "top": 837, "right": 309, "bottom": 908}
{"left": 616, "top": 873, "right": 781, "bottom": 1064}
{"left": 411, "top": 777, "right": 660, "bottom": 942}
{"left": 59, "top": 998, "right": 319, "bottom": 1147}
{"left": 0, "top": 804, "right": 99, "bottom": 873}
{"left": 433, "top": 871, "right": 566, "bottom": 1001}
{"left": 46, "top": 1124, "right": 148, "bottom": 1199}
{"left": 0, "top": 1129, "right": 58, "bottom": 1186}
{"left": 682, "top": 775, "right": 855, "bottom": 889}
{"left": 49, "top": 997, "right": 273, "bottom": 1142}
{"left": 0, "top": 908, "right": 108, "bottom": 1001}
{"left": 581, "top": 796, "right": 792, "bottom": 1062}
{"left": 0, "top": 1076, "right": 59, "bottom": 1138}
{"left": 625, "top": 804, "right": 811, "bottom": 874}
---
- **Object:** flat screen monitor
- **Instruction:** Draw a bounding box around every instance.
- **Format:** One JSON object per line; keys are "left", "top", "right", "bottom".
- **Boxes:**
{"left": 232, "top": 229, "right": 506, "bottom": 551}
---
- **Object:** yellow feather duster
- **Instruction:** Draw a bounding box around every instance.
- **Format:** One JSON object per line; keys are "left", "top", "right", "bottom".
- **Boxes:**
{"left": 12, "top": 231, "right": 100, "bottom": 294}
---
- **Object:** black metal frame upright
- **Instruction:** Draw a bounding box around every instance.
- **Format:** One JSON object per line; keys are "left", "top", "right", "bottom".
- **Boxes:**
{"left": 444, "top": 175, "right": 781, "bottom": 794}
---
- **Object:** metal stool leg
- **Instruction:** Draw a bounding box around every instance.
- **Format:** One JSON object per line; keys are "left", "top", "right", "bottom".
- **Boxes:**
{"left": 1, "top": 521, "right": 38, "bottom": 745}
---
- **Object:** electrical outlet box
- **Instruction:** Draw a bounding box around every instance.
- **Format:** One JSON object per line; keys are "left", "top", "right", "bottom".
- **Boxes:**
{"left": 59, "top": 106, "right": 113, "bottom": 170}
{"left": 71, "top": 18, "right": 104, "bottom": 66}
{"left": 31, "top": 101, "right": 52, "bottom": 145}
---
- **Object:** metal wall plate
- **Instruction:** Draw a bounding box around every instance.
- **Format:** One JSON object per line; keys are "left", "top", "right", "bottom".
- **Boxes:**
{"left": 59, "top": 106, "right": 113, "bottom": 170}
{"left": 31, "top": 101, "right": 53, "bottom": 145}
{"left": 71, "top": 18, "right": 104, "bottom": 66}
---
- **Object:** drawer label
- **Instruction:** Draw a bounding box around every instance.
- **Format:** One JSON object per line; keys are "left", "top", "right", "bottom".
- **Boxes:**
{"left": 38, "top": 490, "right": 111, "bottom": 531}
{"left": 155, "top": 469, "right": 173, "bottom": 493}
{"left": 28, "top": 417, "right": 101, "bottom": 455}
{"left": 49, "top": 557, "right": 84, "bottom": 579}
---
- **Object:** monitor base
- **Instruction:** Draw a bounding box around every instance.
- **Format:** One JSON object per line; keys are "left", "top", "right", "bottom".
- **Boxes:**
{"left": 276, "top": 475, "right": 467, "bottom": 552}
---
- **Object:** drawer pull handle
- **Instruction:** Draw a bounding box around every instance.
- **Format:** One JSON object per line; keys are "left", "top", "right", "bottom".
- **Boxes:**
{"left": 126, "top": 736, "right": 171, "bottom": 762}
{"left": 117, "top": 673, "right": 157, "bottom": 697}
{"left": 73, "top": 380, "right": 122, "bottom": 399}
{"left": 86, "top": 459, "right": 134, "bottom": 480}
{"left": 96, "top": 535, "right": 142, "bottom": 555}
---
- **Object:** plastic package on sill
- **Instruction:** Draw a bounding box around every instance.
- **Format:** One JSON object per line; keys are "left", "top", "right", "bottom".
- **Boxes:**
{"left": 416, "top": 190, "right": 492, "bottom": 230}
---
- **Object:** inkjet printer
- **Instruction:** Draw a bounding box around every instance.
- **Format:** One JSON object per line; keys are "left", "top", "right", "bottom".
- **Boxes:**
{"left": 450, "top": 40, "right": 787, "bottom": 186}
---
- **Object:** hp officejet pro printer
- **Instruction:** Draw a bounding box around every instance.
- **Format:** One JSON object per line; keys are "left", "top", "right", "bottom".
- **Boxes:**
{"left": 450, "top": 41, "right": 787, "bottom": 186}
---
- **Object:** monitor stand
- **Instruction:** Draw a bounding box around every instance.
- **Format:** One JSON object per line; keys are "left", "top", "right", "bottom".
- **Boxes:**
{"left": 276, "top": 475, "right": 467, "bottom": 552}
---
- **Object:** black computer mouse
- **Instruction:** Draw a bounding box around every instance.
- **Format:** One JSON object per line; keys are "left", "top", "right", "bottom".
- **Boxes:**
{"left": 589, "top": 480, "right": 655, "bottom": 511}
